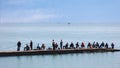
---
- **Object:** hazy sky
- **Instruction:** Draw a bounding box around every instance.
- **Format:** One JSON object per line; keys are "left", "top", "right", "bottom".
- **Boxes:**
{"left": 0, "top": 0, "right": 120, "bottom": 23}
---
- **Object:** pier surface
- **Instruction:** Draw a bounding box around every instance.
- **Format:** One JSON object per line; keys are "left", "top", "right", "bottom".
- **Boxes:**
{"left": 0, "top": 48, "right": 120, "bottom": 57}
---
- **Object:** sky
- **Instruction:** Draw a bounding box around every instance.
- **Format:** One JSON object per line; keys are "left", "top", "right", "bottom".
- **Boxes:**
{"left": 0, "top": 0, "right": 120, "bottom": 23}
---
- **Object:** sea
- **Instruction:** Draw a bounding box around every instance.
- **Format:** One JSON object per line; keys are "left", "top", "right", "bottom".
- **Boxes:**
{"left": 0, "top": 23, "right": 120, "bottom": 68}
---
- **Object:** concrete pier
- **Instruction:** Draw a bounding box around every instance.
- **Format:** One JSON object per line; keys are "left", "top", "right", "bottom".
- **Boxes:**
{"left": 0, "top": 48, "right": 120, "bottom": 57}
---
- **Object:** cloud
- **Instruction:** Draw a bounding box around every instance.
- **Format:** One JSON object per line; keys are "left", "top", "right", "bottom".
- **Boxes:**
{"left": 0, "top": 9, "right": 61, "bottom": 23}
{"left": 0, "top": 0, "right": 63, "bottom": 23}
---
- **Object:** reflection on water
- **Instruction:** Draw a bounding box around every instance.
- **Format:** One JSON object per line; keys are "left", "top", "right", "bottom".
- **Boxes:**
{"left": 0, "top": 52, "right": 120, "bottom": 68}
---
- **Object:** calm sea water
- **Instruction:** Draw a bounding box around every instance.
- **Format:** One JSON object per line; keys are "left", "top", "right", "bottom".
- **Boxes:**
{"left": 0, "top": 23, "right": 120, "bottom": 68}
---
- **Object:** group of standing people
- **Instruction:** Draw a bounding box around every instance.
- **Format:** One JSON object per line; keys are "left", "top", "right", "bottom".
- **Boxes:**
{"left": 17, "top": 40, "right": 115, "bottom": 51}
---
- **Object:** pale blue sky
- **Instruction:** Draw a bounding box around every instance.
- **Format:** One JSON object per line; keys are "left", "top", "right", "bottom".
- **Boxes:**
{"left": 0, "top": 0, "right": 120, "bottom": 23}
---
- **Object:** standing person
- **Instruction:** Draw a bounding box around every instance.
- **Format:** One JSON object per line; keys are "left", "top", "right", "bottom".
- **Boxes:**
{"left": 111, "top": 43, "right": 115, "bottom": 49}
{"left": 52, "top": 40, "right": 55, "bottom": 50}
{"left": 30, "top": 40, "right": 33, "bottom": 50}
{"left": 17, "top": 41, "right": 21, "bottom": 51}
{"left": 60, "top": 40, "right": 63, "bottom": 49}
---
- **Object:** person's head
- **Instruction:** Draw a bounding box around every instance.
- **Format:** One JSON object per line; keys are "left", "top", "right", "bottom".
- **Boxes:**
{"left": 42, "top": 43, "right": 45, "bottom": 46}
{"left": 38, "top": 43, "right": 39, "bottom": 45}
{"left": 26, "top": 44, "right": 28, "bottom": 46}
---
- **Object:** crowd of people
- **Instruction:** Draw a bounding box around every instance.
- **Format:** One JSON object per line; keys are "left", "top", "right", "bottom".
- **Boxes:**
{"left": 17, "top": 40, "right": 115, "bottom": 51}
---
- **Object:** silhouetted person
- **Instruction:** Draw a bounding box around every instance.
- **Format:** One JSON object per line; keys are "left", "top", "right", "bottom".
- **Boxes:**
{"left": 37, "top": 43, "right": 41, "bottom": 50}
{"left": 111, "top": 43, "right": 114, "bottom": 49}
{"left": 26, "top": 44, "right": 30, "bottom": 50}
{"left": 17, "top": 41, "right": 21, "bottom": 51}
{"left": 41, "top": 43, "right": 45, "bottom": 50}
{"left": 87, "top": 42, "right": 93, "bottom": 48}
{"left": 76, "top": 42, "right": 79, "bottom": 48}
{"left": 81, "top": 42, "right": 85, "bottom": 48}
{"left": 105, "top": 43, "right": 108, "bottom": 48}
{"left": 52, "top": 40, "right": 55, "bottom": 50}
{"left": 96, "top": 42, "right": 99, "bottom": 48}
{"left": 70, "top": 42, "right": 74, "bottom": 49}
{"left": 24, "top": 46, "right": 26, "bottom": 51}
{"left": 30, "top": 40, "right": 33, "bottom": 50}
{"left": 64, "top": 42, "right": 68, "bottom": 49}
{"left": 87, "top": 42, "right": 91, "bottom": 48}
{"left": 55, "top": 43, "right": 58, "bottom": 50}
{"left": 92, "top": 41, "right": 95, "bottom": 48}
{"left": 99, "top": 42, "right": 104, "bottom": 48}
{"left": 60, "top": 40, "right": 63, "bottom": 49}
